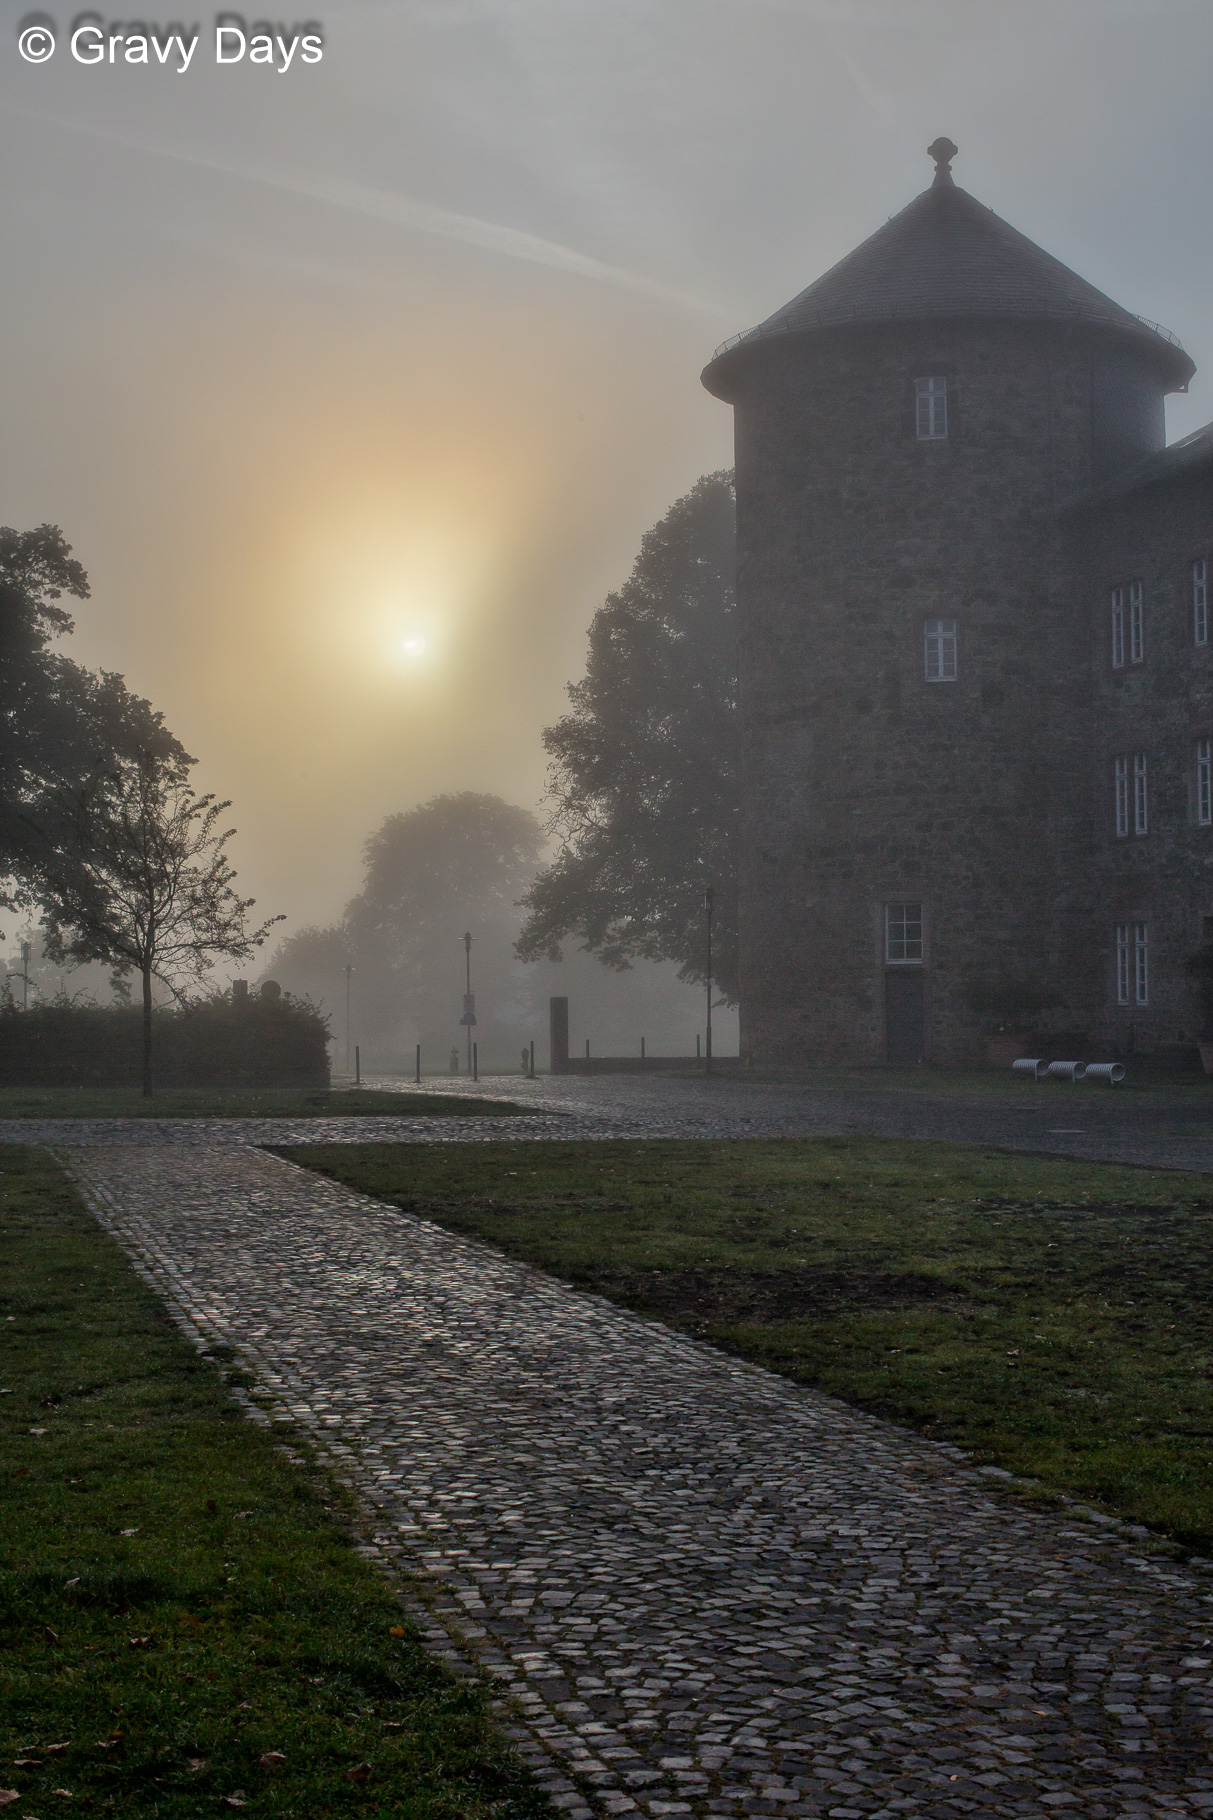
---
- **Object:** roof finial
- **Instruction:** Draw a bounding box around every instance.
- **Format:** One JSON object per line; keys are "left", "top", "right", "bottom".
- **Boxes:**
{"left": 927, "top": 136, "right": 958, "bottom": 185}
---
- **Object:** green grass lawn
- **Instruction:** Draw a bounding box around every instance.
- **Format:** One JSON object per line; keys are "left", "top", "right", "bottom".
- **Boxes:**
{"left": 0, "top": 1145, "right": 548, "bottom": 1818}
{"left": 0, "top": 1085, "right": 531, "bottom": 1120}
{"left": 292, "top": 1135, "right": 1213, "bottom": 1551}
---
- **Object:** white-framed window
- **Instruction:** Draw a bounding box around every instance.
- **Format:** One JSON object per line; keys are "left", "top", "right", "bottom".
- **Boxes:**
{"left": 915, "top": 376, "right": 948, "bottom": 440}
{"left": 1198, "top": 738, "right": 1212, "bottom": 826}
{"left": 1134, "top": 752, "right": 1149, "bottom": 835}
{"left": 924, "top": 619, "right": 957, "bottom": 682}
{"left": 1115, "top": 755, "right": 1129, "bottom": 837}
{"left": 1129, "top": 580, "right": 1144, "bottom": 664}
{"left": 1115, "top": 923, "right": 1149, "bottom": 1006}
{"left": 1196, "top": 559, "right": 1209, "bottom": 647}
{"left": 1111, "top": 586, "right": 1125, "bottom": 668}
{"left": 885, "top": 901, "right": 923, "bottom": 964}
{"left": 1115, "top": 923, "right": 1131, "bottom": 1004}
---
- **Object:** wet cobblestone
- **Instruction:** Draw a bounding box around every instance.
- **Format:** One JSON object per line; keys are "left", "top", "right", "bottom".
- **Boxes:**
{"left": 52, "top": 1134, "right": 1213, "bottom": 1819}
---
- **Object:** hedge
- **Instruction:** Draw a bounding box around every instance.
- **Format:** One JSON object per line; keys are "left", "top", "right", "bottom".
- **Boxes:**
{"left": 0, "top": 992, "right": 330, "bottom": 1088}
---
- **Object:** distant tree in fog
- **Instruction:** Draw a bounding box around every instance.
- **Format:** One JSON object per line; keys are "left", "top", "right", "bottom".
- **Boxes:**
{"left": 262, "top": 793, "right": 543, "bottom": 1060}
{"left": 515, "top": 472, "right": 739, "bottom": 1002}
{"left": 261, "top": 922, "right": 351, "bottom": 998}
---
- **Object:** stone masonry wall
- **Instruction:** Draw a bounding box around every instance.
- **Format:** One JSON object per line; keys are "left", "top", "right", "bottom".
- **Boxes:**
{"left": 1066, "top": 469, "right": 1213, "bottom": 1057}
{"left": 728, "top": 319, "right": 1172, "bottom": 1065}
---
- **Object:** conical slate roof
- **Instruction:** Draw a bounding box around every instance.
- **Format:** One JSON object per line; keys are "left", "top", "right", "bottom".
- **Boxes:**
{"left": 703, "top": 144, "right": 1193, "bottom": 398}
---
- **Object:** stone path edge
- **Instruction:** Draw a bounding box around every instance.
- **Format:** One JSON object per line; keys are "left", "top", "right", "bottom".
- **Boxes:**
{"left": 56, "top": 1150, "right": 604, "bottom": 1818}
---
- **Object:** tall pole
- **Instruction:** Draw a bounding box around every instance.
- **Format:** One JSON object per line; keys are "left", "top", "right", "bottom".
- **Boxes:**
{"left": 705, "top": 886, "right": 714, "bottom": 1076}
{"left": 8, "top": 941, "right": 31, "bottom": 1011}
{"left": 343, "top": 964, "right": 352, "bottom": 1077}
{"left": 464, "top": 932, "right": 473, "bottom": 1075}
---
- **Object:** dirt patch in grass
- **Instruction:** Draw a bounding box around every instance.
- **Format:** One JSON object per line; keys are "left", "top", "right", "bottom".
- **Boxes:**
{"left": 583, "top": 1265, "right": 970, "bottom": 1320}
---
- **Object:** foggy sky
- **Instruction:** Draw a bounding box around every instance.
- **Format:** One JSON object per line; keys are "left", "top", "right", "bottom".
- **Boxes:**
{"left": 2, "top": 0, "right": 1212, "bottom": 946}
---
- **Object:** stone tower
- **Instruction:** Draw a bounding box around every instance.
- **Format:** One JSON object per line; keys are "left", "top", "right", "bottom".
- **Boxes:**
{"left": 701, "top": 140, "right": 1193, "bottom": 1066}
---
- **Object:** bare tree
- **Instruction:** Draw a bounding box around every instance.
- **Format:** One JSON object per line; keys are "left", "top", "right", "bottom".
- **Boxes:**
{"left": 36, "top": 752, "right": 282, "bottom": 1094}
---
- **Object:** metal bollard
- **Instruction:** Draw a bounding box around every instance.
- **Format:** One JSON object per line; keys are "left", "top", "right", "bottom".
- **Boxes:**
{"left": 415, "top": 1042, "right": 421, "bottom": 1085}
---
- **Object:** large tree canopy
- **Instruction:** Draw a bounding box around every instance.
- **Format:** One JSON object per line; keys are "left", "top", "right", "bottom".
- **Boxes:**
{"left": 515, "top": 472, "right": 739, "bottom": 1001}
{"left": 0, "top": 525, "right": 188, "bottom": 900}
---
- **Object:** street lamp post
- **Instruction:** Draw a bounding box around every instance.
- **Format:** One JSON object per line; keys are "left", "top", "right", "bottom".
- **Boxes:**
{"left": 460, "top": 932, "right": 477, "bottom": 1074}
{"left": 704, "top": 886, "right": 714, "bottom": 1076}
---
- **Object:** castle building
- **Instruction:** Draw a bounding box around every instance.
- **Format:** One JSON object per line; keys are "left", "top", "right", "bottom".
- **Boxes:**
{"left": 701, "top": 139, "right": 1213, "bottom": 1067}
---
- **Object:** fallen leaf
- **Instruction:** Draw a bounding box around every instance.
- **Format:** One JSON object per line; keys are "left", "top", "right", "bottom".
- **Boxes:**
{"left": 237, "top": 1703, "right": 251, "bottom": 1712}
{"left": 187, "top": 1759, "right": 208, "bottom": 1774}
{"left": 63, "top": 1580, "right": 80, "bottom": 1589}
{"left": 0, "top": 1794, "right": 17, "bottom": 1809}
{"left": 127, "top": 1637, "right": 152, "bottom": 1649}
{"left": 13, "top": 1761, "right": 42, "bottom": 1768}
{"left": 118, "top": 1529, "right": 139, "bottom": 1538}
{"left": 44, "top": 1627, "right": 59, "bottom": 1645}
{"left": 346, "top": 1763, "right": 371, "bottom": 1784}
{"left": 28, "top": 1428, "right": 47, "bottom": 1436}
{"left": 223, "top": 1794, "right": 247, "bottom": 1809}
{"left": 258, "top": 1752, "right": 286, "bottom": 1771}
{"left": 388, "top": 1626, "right": 405, "bottom": 1638}
{"left": 52, "top": 1789, "right": 73, "bottom": 1798}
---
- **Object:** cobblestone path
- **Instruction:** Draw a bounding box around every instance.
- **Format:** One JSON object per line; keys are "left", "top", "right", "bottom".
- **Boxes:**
{"left": 59, "top": 1139, "right": 1213, "bottom": 1820}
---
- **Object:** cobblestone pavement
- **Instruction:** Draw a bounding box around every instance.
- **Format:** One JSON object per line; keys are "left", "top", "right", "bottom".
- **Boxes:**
{"left": 59, "top": 1138, "right": 1213, "bottom": 1820}
{"left": 5, "top": 1065, "right": 1213, "bottom": 1169}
